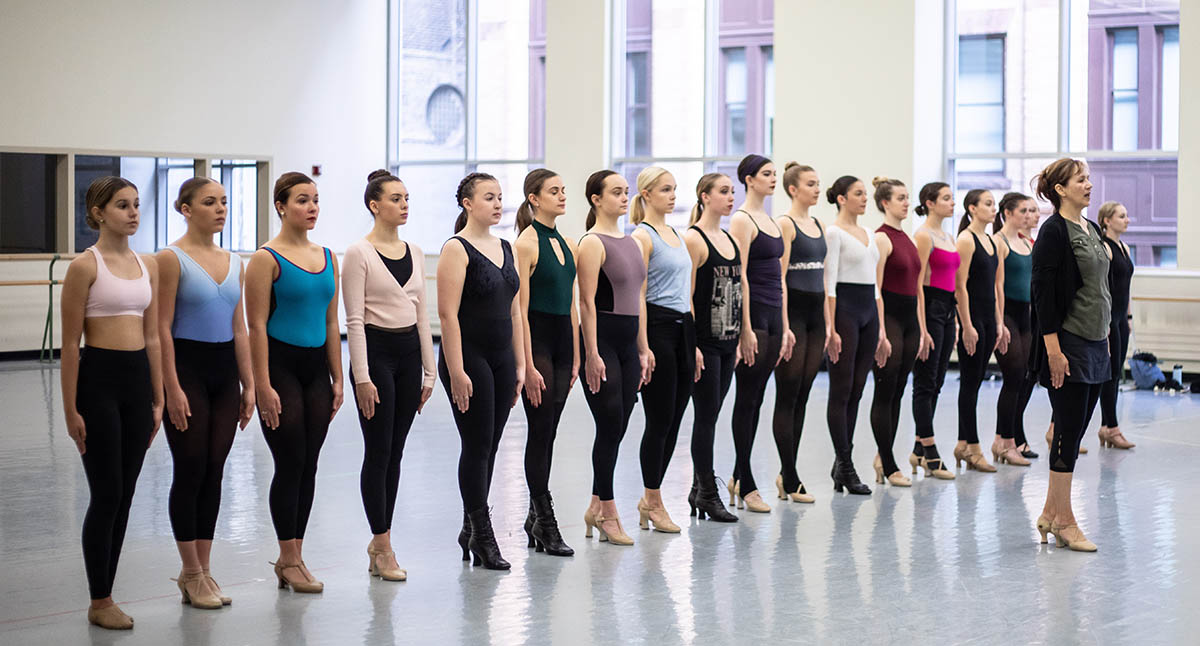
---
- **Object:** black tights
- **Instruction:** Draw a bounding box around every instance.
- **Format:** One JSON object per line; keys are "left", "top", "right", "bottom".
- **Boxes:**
{"left": 77, "top": 347, "right": 152, "bottom": 600}
{"left": 731, "top": 302, "right": 782, "bottom": 494}
{"left": 827, "top": 284, "right": 878, "bottom": 465}
{"left": 1100, "top": 318, "right": 1130, "bottom": 428}
{"left": 692, "top": 345, "right": 736, "bottom": 478}
{"left": 582, "top": 313, "right": 641, "bottom": 500}
{"left": 351, "top": 327, "right": 422, "bottom": 536}
{"left": 165, "top": 340, "right": 239, "bottom": 542}
{"left": 1048, "top": 381, "right": 1103, "bottom": 472}
{"left": 639, "top": 305, "right": 695, "bottom": 489}
{"left": 440, "top": 322, "right": 516, "bottom": 513}
{"left": 522, "top": 312, "right": 573, "bottom": 498}
{"left": 870, "top": 292, "right": 918, "bottom": 476}
{"left": 912, "top": 287, "right": 956, "bottom": 441}
{"left": 773, "top": 290, "right": 824, "bottom": 491}
{"left": 995, "top": 301, "right": 1033, "bottom": 441}
{"left": 957, "top": 315, "right": 997, "bottom": 444}
{"left": 261, "top": 338, "right": 333, "bottom": 541}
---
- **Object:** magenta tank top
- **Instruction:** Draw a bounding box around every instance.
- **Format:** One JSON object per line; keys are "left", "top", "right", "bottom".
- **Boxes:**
{"left": 927, "top": 246, "right": 960, "bottom": 293}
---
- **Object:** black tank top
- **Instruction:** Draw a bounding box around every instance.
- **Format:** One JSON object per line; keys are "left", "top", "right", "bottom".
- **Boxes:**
{"left": 454, "top": 236, "right": 519, "bottom": 322}
{"left": 690, "top": 226, "right": 743, "bottom": 353}
{"left": 965, "top": 231, "right": 997, "bottom": 323}
{"left": 785, "top": 217, "right": 825, "bottom": 293}
{"left": 1103, "top": 237, "right": 1133, "bottom": 320}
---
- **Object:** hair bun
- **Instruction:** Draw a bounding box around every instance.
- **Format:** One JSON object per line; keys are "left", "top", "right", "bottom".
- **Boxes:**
{"left": 367, "top": 168, "right": 391, "bottom": 182}
{"left": 872, "top": 176, "right": 889, "bottom": 189}
{"left": 785, "top": 161, "right": 799, "bottom": 171}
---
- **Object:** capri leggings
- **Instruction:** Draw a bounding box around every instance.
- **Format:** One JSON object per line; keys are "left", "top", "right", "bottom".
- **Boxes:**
{"left": 957, "top": 315, "right": 997, "bottom": 444}
{"left": 522, "top": 311, "right": 574, "bottom": 498}
{"left": 1100, "top": 318, "right": 1131, "bottom": 428}
{"left": 582, "top": 312, "right": 642, "bottom": 501}
{"left": 772, "top": 290, "right": 825, "bottom": 492}
{"left": 165, "top": 339, "right": 240, "bottom": 542}
{"left": 870, "top": 291, "right": 919, "bottom": 475}
{"left": 1048, "top": 382, "right": 1102, "bottom": 473}
{"left": 261, "top": 338, "right": 333, "bottom": 541}
{"left": 827, "top": 284, "right": 879, "bottom": 465}
{"left": 912, "top": 287, "right": 956, "bottom": 440}
{"left": 731, "top": 301, "right": 783, "bottom": 494}
{"left": 351, "top": 326, "right": 422, "bottom": 536}
{"left": 439, "top": 320, "right": 516, "bottom": 513}
{"left": 639, "top": 304, "right": 696, "bottom": 489}
{"left": 77, "top": 347, "right": 153, "bottom": 600}
{"left": 692, "top": 345, "right": 736, "bottom": 478}
{"left": 995, "top": 301, "right": 1033, "bottom": 441}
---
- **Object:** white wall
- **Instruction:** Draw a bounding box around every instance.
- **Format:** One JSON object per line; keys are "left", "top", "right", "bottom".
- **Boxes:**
{"left": 0, "top": 0, "right": 387, "bottom": 352}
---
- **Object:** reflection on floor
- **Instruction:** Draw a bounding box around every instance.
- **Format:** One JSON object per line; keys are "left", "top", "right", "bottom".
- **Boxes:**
{"left": 1, "top": 350, "right": 1198, "bottom": 645}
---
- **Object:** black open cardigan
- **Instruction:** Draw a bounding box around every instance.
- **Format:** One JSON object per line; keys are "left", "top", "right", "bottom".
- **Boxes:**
{"left": 1027, "top": 212, "right": 1109, "bottom": 387}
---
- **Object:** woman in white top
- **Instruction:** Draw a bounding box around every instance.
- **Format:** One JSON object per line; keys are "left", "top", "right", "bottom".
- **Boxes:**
{"left": 342, "top": 169, "right": 436, "bottom": 582}
{"left": 824, "top": 175, "right": 885, "bottom": 495}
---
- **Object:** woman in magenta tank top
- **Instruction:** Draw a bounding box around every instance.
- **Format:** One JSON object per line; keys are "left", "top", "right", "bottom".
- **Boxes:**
{"left": 909, "top": 182, "right": 959, "bottom": 480}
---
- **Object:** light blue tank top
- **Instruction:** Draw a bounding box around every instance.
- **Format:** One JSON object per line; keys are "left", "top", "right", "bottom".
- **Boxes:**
{"left": 169, "top": 246, "right": 242, "bottom": 343}
{"left": 264, "top": 246, "right": 335, "bottom": 348}
{"left": 640, "top": 223, "right": 692, "bottom": 314}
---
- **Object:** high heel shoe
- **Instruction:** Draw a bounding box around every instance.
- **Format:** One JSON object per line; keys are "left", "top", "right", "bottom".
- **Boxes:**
{"left": 690, "top": 472, "right": 738, "bottom": 522}
{"left": 1036, "top": 515, "right": 1052, "bottom": 544}
{"left": 775, "top": 474, "right": 815, "bottom": 503}
{"left": 1050, "top": 523, "right": 1098, "bottom": 552}
{"left": 367, "top": 545, "right": 407, "bottom": 581}
{"left": 874, "top": 455, "right": 911, "bottom": 487}
{"left": 1098, "top": 427, "right": 1136, "bottom": 449}
{"left": 1018, "top": 443, "right": 1039, "bottom": 459}
{"left": 954, "top": 444, "right": 997, "bottom": 472}
{"left": 638, "top": 498, "right": 681, "bottom": 533}
{"left": 467, "top": 507, "right": 511, "bottom": 569}
{"left": 173, "top": 570, "right": 223, "bottom": 609}
{"left": 524, "top": 500, "right": 536, "bottom": 549}
{"left": 726, "top": 477, "right": 738, "bottom": 506}
{"left": 271, "top": 561, "right": 323, "bottom": 593}
{"left": 917, "top": 445, "right": 955, "bottom": 480}
{"left": 738, "top": 489, "right": 771, "bottom": 513}
{"left": 585, "top": 508, "right": 634, "bottom": 545}
{"left": 908, "top": 452, "right": 922, "bottom": 475}
{"left": 201, "top": 568, "right": 231, "bottom": 605}
{"left": 991, "top": 441, "right": 1031, "bottom": 467}
{"left": 530, "top": 492, "right": 574, "bottom": 556}
{"left": 831, "top": 459, "right": 871, "bottom": 495}
{"left": 87, "top": 604, "right": 134, "bottom": 630}
{"left": 457, "top": 511, "right": 470, "bottom": 562}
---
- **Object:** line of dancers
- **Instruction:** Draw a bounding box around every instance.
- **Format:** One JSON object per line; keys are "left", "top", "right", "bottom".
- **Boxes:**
{"left": 59, "top": 155, "right": 1136, "bottom": 629}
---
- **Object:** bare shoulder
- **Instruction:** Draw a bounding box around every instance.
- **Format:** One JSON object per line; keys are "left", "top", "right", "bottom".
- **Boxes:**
{"left": 65, "top": 251, "right": 98, "bottom": 282}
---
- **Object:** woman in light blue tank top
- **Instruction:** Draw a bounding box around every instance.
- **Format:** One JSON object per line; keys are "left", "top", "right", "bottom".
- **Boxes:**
{"left": 630, "top": 166, "right": 698, "bottom": 533}
{"left": 155, "top": 177, "right": 255, "bottom": 609}
{"left": 244, "top": 172, "right": 343, "bottom": 593}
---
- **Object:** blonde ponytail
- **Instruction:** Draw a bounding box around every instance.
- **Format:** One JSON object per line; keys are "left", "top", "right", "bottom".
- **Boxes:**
{"left": 630, "top": 166, "right": 670, "bottom": 225}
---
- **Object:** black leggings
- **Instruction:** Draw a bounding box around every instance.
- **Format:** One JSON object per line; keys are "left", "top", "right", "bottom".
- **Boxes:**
{"left": 351, "top": 327, "right": 422, "bottom": 536}
{"left": 261, "top": 338, "right": 333, "bottom": 541}
{"left": 640, "top": 305, "right": 695, "bottom": 489}
{"left": 773, "top": 290, "right": 824, "bottom": 491}
{"left": 913, "top": 287, "right": 956, "bottom": 440}
{"left": 582, "top": 313, "right": 641, "bottom": 500}
{"left": 731, "top": 301, "right": 782, "bottom": 494}
{"left": 692, "top": 344, "right": 736, "bottom": 478}
{"left": 165, "top": 340, "right": 239, "bottom": 542}
{"left": 827, "top": 284, "right": 878, "bottom": 464}
{"left": 1100, "top": 318, "right": 1130, "bottom": 428}
{"left": 957, "top": 314, "right": 997, "bottom": 444}
{"left": 77, "top": 347, "right": 152, "bottom": 600}
{"left": 522, "top": 311, "right": 573, "bottom": 497}
{"left": 995, "top": 301, "right": 1033, "bottom": 441}
{"left": 1048, "top": 381, "right": 1102, "bottom": 472}
{"left": 870, "top": 292, "right": 918, "bottom": 475}
{"left": 439, "top": 320, "right": 516, "bottom": 513}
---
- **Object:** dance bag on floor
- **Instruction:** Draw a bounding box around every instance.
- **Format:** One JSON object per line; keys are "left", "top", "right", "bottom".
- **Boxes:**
{"left": 1129, "top": 352, "right": 1164, "bottom": 390}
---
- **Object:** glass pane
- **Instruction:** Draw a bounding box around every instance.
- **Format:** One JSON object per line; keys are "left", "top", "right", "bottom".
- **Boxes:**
{"left": 1154, "top": 246, "right": 1176, "bottom": 268}
{"left": 958, "top": 37, "right": 1004, "bottom": 103}
{"left": 399, "top": 0, "right": 467, "bottom": 161}
{"left": 1111, "top": 92, "right": 1138, "bottom": 151}
{"left": 956, "top": 104, "right": 1006, "bottom": 157}
{"left": 162, "top": 159, "right": 194, "bottom": 248}
{"left": 763, "top": 46, "right": 774, "bottom": 157}
{"left": 0, "top": 152, "right": 56, "bottom": 253}
{"left": 112, "top": 157, "right": 157, "bottom": 253}
{"left": 475, "top": 0, "right": 532, "bottom": 160}
{"left": 1161, "top": 27, "right": 1179, "bottom": 149}
{"left": 392, "top": 163, "right": 466, "bottom": 253}
{"left": 626, "top": 52, "right": 651, "bottom": 156}
{"left": 213, "top": 160, "right": 259, "bottom": 252}
{"left": 1086, "top": 155, "right": 1177, "bottom": 266}
{"left": 723, "top": 47, "right": 747, "bottom": 155}
{"left": 1111, "top": 29, "right": 1138, "bottom": 90}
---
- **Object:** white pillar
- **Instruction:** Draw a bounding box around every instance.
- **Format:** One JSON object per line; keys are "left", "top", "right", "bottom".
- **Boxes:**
{"left": 1177, "top": 0, "right": 1199, "bottom": 269}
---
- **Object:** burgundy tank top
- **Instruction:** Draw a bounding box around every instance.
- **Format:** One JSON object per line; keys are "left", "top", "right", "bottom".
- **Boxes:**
{"left": 877, "top": 224, "right": 920, "bottom": 297}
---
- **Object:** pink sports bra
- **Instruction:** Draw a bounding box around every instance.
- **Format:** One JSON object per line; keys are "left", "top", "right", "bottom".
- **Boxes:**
{"left": 85, "top": 247, "right": 152, "bottom": 318}
{"left": 927, "top": 246, "right": 960, "bottom": 293}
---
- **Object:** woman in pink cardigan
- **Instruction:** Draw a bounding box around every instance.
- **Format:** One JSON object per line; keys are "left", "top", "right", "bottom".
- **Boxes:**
{"left": 341, "top": 169, "right": 436, "bottom": 582}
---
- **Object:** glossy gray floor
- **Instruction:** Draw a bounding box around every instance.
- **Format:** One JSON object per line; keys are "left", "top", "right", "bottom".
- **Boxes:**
{"left": 2, "top": 350, "right": 1198, "bottom": 645}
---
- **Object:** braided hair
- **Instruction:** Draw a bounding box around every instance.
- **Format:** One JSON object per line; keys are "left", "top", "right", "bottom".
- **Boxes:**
{"left": 454, "top": 171, "right": 497, "bottom": 233}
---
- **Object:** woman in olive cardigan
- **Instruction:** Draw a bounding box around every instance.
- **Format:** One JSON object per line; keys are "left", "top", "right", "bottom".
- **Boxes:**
{"left": 1028, "top": 159, "right": 1110, "bottom": 553}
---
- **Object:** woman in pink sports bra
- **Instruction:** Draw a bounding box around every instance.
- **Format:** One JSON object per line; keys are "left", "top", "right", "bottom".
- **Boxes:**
{"left": 909, "top": 182, "right": 958, "bottom": 481}
{"left": 60, "top": 176, "right": 163, "bottom": 630}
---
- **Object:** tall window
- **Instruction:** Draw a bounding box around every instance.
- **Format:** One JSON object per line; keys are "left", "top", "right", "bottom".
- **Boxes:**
{"left": 1161, "top": 26, "right": 1179, "bottom": 150}
{"left": 956, "top": 35, "right": 1006, "bottom": 177}
{"left": 1110, "top": 28, "right": 1139, "bottom": 151}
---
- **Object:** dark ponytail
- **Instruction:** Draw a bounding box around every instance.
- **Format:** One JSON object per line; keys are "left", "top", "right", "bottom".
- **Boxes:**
{"left": 584, "top": 169, "right": 618, "bottom": 230}
{"left": 994, "top": 191, "right": 1030, "bottom": 233}
{"left": 454, "top": 171, "right": 496, "bottom": 233}
{"left": 515, "top": 168, "right": 559, "bottom": 233}
{"left": 363, "top": 168, "right": 401, "bottom": 216}
{"left": 958, "top": 188, "right": 987, "bottom": 234}
{"left": 914, "top": 181, "right": 949, "bottom": 217}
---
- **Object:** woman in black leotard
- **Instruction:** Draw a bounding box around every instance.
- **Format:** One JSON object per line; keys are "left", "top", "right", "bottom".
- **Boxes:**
{"left": 1097, "top": 201, "right": 1136, "bottom": 450}
{"left": 438, "top": 172, "right": 524, "bottom": 570}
